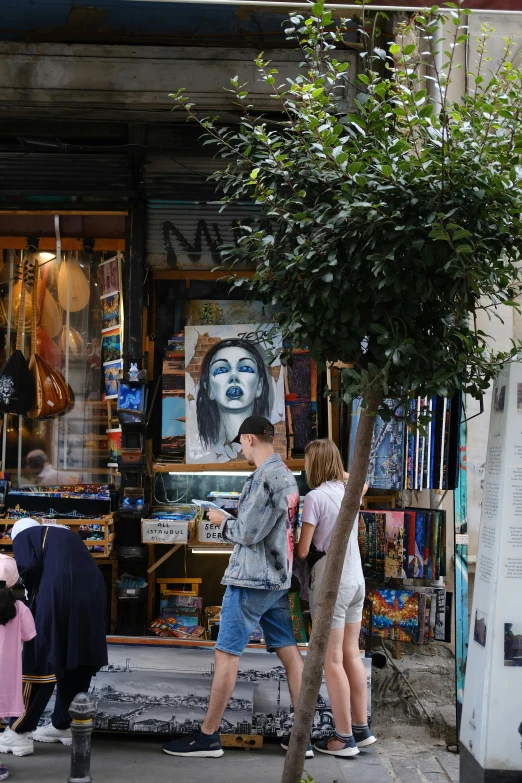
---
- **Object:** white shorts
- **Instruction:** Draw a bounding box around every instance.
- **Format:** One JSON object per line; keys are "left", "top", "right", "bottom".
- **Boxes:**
{"left": 309, "top": 557, "right": 365, "bottom": 629}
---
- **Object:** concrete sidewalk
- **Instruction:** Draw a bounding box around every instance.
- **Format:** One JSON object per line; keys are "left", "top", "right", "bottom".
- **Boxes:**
{"left": 3, "top": 733, "right": 460, "bottom": 783}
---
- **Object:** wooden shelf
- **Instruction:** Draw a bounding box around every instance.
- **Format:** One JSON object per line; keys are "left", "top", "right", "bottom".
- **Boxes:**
{"left": 0, "top": 237, "right": 125, "bottom": 251}
{"left": 106, "top": 634, "right": 309, "bottom": 650}
{"left": 152, "top": 270, "right": 254, "bottom": 281}
{"left": 153, "top": 459, "right": 305, "bottom": 473}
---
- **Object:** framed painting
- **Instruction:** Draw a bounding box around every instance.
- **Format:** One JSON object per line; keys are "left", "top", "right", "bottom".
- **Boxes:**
{"left": 185, "top": 324, "right": 286, "bottom": 463}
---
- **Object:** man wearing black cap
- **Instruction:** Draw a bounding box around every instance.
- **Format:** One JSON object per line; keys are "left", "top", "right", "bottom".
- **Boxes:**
{"left": 163, "top": 415, "right": 312, "bottom": 759}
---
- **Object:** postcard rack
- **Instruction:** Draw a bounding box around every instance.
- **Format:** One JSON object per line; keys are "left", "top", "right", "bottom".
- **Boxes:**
{"left": 0, "top": 515, "right": 115, "bottom": 559}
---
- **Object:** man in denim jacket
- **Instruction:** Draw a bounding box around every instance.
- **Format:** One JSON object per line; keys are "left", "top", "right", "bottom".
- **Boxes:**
{"left": 163, "top": 416, "right": 311, "bottom": 759}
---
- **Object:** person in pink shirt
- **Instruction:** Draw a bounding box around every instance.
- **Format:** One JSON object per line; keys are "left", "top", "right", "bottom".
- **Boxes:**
{"left": 0, "top": 554, "right": 36, "bottom": 773}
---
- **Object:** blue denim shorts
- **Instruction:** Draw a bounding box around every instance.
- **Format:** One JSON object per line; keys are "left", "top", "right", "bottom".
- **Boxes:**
{"left": 216, "top": 585, "right": 297, "bottom": 656}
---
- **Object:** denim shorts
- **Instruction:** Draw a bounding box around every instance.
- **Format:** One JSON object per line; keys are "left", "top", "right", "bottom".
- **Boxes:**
{"left": 216, "top": 585, "right": 297, "bottom": 656}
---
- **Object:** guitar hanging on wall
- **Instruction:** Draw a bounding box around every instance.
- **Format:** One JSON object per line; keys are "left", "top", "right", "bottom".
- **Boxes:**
{"left": 0, "top": 253, "right": 35, "bottom": 415}
{"left": 27, "top": 255, "right": 71, "bottom": 419}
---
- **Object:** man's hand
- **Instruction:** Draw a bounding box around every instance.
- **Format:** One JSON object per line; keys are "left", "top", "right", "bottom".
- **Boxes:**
{"left": 207, "top": 509, "right": 227, "bottom": 526}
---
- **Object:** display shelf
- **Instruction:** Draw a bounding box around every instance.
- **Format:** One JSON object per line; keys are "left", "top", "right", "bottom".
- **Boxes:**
{"left": 153, "top": 459, "right": 305, "bottom": 474}
{"left": 1, "top": 516, "right": 115, "bottom": 558}
{"left": 153, "top": 270, "right": 254, "bottom": 281}
{"left": 106, "top": 634, "right": 309, "bottom": 650}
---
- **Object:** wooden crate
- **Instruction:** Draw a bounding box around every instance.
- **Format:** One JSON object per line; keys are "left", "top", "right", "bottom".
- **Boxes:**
{"left": 220, "top": 734, "right": 263, "bottom": 751}
{"left": 0, "top": 515, "right": 115, "bottom": 559}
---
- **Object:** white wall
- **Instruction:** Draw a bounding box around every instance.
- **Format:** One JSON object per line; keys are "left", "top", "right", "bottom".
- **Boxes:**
{"left": 461, "top": 11, "right": 522, "bottom": 568}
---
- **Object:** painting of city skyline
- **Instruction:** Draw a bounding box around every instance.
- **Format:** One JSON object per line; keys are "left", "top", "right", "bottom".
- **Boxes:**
{"left": 92, "top": 672, "right": 253, "bottom": 734}
{"left": 39, "top": 643, "right": 371, "bottom": 738}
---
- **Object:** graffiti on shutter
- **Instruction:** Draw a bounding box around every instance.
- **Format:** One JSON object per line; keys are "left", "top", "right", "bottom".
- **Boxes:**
{"left": 146, "top": 201, "right": 258, "bottom": 270}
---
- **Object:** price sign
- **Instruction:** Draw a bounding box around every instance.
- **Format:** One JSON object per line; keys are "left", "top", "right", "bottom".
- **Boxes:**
{"left": 142, "top": 519, "right": 189, "bottom": 544}
{"left": 198, "top": 520, "right": 226, "bottom": 544}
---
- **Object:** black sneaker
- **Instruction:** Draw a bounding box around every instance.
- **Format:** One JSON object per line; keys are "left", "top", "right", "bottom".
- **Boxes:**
{"left": 162, "top": 727, "right": 224, "bottom": 758}
{"left": 352, "top": 726, "right": 377, "bottom": 747}
{"left": 280, "top": 734, "right": 314, "bottom": 759}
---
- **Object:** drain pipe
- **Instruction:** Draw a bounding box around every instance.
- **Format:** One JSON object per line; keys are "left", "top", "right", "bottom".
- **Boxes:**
{"left": 127, "top": 0, "right": 521, "bottom": 15}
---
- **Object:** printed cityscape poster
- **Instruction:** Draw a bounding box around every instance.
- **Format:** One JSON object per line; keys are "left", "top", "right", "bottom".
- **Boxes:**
{"left": 40, "top": 643, "right": 371, "bottom": 736}
{"left": 349, "top": 399, "right": 405, "bottom": 489}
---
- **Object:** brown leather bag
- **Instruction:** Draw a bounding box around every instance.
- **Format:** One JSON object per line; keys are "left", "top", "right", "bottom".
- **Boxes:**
{"left": 27, "top": 256, "right": 71, "bottom": 419}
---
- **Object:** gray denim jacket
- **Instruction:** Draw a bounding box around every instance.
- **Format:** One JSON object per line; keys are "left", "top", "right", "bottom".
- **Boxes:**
{"left": 221, "top": 453, "right": 300, "bottom": 590}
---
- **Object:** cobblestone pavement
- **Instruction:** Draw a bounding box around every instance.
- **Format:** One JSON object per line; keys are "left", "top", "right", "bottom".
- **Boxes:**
{"left": 3, "top": 731, "right": 460, "bottom": 783}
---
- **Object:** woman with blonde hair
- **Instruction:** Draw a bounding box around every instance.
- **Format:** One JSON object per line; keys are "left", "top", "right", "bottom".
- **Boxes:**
{"left": 297, "top": 439, "right": 376, "bottom": 757}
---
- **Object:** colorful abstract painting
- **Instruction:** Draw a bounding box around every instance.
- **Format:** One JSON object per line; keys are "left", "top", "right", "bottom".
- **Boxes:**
{"left": 385, "top": 511, "right": 405, "bottom": 579}
{"left": 98, "top": 257, "right": 119, "bottom": 298}
{"left": 288, "top": 592, "right": 308, "bottom": 644}
{"left": 101, "top": 292, "right": 120, "bottom": 332}
{"left": 367, "top": 588, "right": 423, "bottom": 643}
{"left": 284, "top": 349, "right": 317, "bottom": 454}
{"left": 102, "top": 328, "right": 121, "bottom": 365}
{"left": 104, "top": 360, "right": 122, "bottom": 399}
{"left": 359, "top": 597, "right": 373, "bottom": 654}
{"left": 358, "top": 511, "right": 386, "bottom": 579}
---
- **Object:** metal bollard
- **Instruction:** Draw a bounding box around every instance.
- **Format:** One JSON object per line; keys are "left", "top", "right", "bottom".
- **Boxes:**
{"left": 68, "top": 693, "right": 95, "bottom": 783}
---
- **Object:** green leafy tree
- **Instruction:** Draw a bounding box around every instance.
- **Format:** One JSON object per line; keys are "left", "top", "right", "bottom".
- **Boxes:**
{"left": 172, "top": 2, "right": 522, "bottom": 779}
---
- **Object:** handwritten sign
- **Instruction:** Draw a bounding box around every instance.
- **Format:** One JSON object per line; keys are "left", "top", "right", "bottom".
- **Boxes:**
{"left": 198, "top": 520, "right": 226, "bottom": 544}
{"left": 142, "top": 519, "right": 189, "bottom": 544}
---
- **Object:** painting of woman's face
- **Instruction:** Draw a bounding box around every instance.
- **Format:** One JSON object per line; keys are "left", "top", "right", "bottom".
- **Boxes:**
{"left": 208, "top": 346, "right": 263, "bottom": 412}
{"left": 186, "top": 324, "right": 285, "bottom": 464}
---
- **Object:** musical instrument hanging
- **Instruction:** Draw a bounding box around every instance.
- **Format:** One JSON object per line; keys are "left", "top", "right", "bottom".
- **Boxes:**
{"left": 39, "top": 262, "right": 62, "bottom": 339}
{"left": 1, "top": 279, "right": 34, "bottom": 331}
{"left": 58, "top": 255, "right": 90, "bottom": 312}
{"left": 59, "top": 325, "right": 86, "bottom": 358}
{"left": 27, "top": 256, "right": 71, "bottom": 419}
{"left": 0, "top": 254, "right": 35, "bottom": 415}
{"left": 36, "top": 261, "right": 64, "bottom": 369}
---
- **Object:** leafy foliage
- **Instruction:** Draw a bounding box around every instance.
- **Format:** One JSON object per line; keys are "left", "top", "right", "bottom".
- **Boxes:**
{"left": 172, "top": 1, "right": 522, "bottom": 416}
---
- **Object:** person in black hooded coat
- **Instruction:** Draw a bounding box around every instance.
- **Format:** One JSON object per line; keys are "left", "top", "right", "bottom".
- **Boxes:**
{"left": 8, "top": 523, "right": 107, "bottom": 747}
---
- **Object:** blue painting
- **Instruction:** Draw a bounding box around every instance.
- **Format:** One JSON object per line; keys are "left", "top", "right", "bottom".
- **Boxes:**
{"left": 349, "top": 399, "right": 405, "bottom": 489}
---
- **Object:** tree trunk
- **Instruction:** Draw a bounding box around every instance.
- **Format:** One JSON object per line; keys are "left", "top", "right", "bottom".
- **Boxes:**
{"left": 281, "top": 389, "right": 382, "bottom": 783}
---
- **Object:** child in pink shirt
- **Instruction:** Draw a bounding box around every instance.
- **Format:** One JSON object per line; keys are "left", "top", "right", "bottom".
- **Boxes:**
{"left": 0, "top": 554, "right": 36, "bottom": 774}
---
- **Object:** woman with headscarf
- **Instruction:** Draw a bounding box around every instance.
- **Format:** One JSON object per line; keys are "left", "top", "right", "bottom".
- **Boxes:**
{"left": 0, "top": 519, "right": 107, "bottom": 758}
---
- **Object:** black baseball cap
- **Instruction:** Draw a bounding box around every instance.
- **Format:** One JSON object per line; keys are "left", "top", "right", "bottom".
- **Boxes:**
{"left": 232, "top": 415, "right": 275, "bottom": 444}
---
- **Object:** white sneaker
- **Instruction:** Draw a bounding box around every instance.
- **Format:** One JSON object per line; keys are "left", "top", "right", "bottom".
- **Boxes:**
{"left": 33, "top": 723, "right": 72, "bottom": 746}
{"left": 0, "top": 728, "right": 34, "bottom": 757}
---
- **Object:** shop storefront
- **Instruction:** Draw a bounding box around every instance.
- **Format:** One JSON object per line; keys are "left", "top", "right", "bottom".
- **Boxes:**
{"left": 0, "top": 174, "right": 457, "bottom": 740}
{"left": 0, "top": 11, "right": 459, "bottom": 743}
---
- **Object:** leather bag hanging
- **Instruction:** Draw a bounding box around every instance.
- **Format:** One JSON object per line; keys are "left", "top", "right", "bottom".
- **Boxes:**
{"left": 36, "top": 261, "right": 64, "bottom": 370}
{"left": 0, "top": 254, "right": 35, "bottom": 415}
{"left": 27, "top": 256, "right": 71, "bottom": 419}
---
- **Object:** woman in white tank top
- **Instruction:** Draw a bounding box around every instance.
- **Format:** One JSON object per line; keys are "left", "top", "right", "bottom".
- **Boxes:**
{"left": 297, "top": 439, "right": 376, "bottom": 756}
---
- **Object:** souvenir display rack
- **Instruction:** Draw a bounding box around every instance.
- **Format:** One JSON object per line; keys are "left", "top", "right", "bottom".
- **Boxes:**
{"left": 0, "top": 515, "right": 115, "bottom": 558}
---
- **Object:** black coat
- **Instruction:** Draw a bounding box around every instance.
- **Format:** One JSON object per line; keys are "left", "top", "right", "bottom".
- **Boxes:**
{"left": 13, "top": 525, "right": 108, "bottom": 681}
